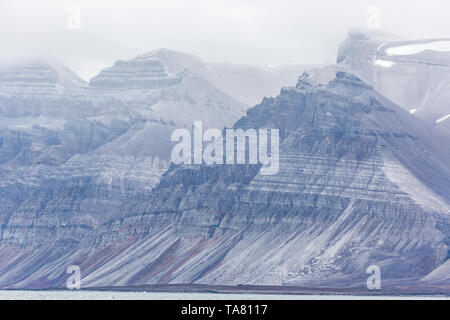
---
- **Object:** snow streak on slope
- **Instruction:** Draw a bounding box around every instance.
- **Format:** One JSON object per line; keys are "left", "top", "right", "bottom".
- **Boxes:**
{"left": 436, "top": 114, "right": 450, "bottom": 124}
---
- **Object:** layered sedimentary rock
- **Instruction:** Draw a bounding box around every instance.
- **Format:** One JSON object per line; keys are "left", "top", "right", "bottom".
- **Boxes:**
{"left": 0, "top": 60, "right": 85, "bottom": 118}
{"left": 0, "top": 52, "right": 250, "bottom": 259}
{"left": 89, "top": 55, "right": 182, "bottom": 89}
{"left": 1, "top": 71, "right": 448, "bottom": 289}
{"left": 143, "top": 48, "right": 316, "bottom": 105}
{"left": 0, "top": 47, "right": 312, "bottom": 276}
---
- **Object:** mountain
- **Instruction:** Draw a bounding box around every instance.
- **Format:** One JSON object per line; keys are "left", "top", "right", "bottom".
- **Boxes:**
{"left": 144, "top": 48, "right": 316, "bottom": 105}
{"left": 0, "top": 52, "right": 249, "bottom": 254}
{"left": 0, "top": 50, "right": 318, "bottom": 289}
{"left": 83, "top": 71, "right": 449, "bottom": 287}
{"left": 337, "top": 29, "right": 450, "bottom": 130}
{"left": 0, "top": 59, "right": 86, "bottom": 118}
{"left": 1, "top": 70, "right": 448, "bottom": 289}
{"left": 420, "top": 259, "right": 450, "bottom": 284}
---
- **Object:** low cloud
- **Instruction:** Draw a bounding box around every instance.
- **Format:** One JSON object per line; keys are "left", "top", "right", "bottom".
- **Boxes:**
{"left": 1, "top": 0, "right": 449, "bottom": 81}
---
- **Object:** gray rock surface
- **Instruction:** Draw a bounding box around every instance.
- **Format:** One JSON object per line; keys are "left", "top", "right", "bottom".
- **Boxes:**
{"left": 0, "top": 51, "right": 316, "bottom": 289}
{"left": 0, "top": 69, "right": 448, "bottom": 289}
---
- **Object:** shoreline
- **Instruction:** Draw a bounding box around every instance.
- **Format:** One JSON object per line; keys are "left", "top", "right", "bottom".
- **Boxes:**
{"left": 3, "top": 283, "right": 448, "bottom": 298}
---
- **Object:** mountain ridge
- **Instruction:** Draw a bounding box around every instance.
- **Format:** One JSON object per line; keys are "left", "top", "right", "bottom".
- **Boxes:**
{"left": 1, "top": 70, "right": 448, "bottom": 289}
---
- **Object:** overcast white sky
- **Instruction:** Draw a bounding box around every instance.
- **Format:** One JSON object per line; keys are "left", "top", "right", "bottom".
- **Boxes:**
{"left": 1, "top": 0, "right": 450, "bottom": 81}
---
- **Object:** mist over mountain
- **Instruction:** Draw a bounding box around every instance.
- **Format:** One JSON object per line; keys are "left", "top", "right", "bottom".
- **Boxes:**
{"left": 337, "top": 29, "right": 450, "bottom": 130}
{"left": 143, "top": 48, "right": 316, "bottom": 106}
{"left": 0, "top": 49, "right": 311, "bottom": 275}
{"left": 0, "top": 36, "right": 448, "bottom": 292}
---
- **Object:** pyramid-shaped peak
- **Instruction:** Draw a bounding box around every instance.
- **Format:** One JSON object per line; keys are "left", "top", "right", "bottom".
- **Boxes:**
{"left": 327, "top": 71, "right": 373, "bottom": 92}
{"left": 89, "top": 52, "right": 182, "bottom": 89}
{"left": 295, "top": 66, "right": 366, "bottom": 91}
{"left": 0, "top": 57, "right": 85, "bottom": 89}
{"left": 137, "top": 48, "right": 203, "bottom": 63}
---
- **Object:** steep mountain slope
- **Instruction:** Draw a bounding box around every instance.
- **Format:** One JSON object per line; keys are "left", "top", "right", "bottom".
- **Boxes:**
{"left": 421, "top": 259, "right": 450, "bottom": 284}
{"left": 0, "top": 53, "right": 250, "bottom": 255}
{"left": 0, "top": 46, "right": 317, "bottom": 256}
{"left": 1, "top": 71, "right": 448, "bottom": 289}
{"left": 338, "top": 30, "right": 450, "bottom": 128}
{"left": 85, "top": 71, "right": 449, "bottom": 287}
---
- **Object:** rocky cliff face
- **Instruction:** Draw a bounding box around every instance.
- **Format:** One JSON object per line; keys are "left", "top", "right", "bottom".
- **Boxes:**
{"left": 1, "top": 70, "right": 448, "bottom": 289}
{"left": 0, "top": 49, "right": 313, "bottom": 285}
{"left": 0, "top": 52, "right": 250, "bottom": 258}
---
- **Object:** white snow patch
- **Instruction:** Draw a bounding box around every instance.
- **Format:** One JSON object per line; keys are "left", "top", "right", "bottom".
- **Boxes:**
{"left": 436, "top": 114, "right": 450, "bottom": 124}
{"left": 385, "top": 41, "right": 450, "bottom": 56}
{"left": 382, "top": 157, "right": 450, "bottom": 214}
{"left": 374, "top": 59, "right": 395, "bottom": 68}
{"left": 409, "top": 109, "right": 417, "bottom": 114}
{"left": 420, "top": 260, "right": 450, "bottom": 282}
